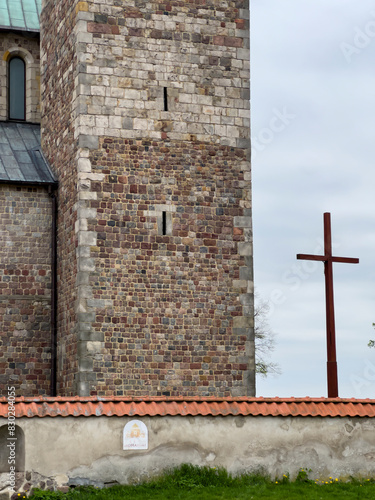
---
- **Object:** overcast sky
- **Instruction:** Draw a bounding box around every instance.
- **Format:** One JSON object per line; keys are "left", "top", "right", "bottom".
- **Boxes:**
{"left": 251, "top": 0, "right": 375, "bottom": 399}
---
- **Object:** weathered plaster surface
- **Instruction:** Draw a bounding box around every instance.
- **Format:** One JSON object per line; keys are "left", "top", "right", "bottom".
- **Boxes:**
{"left": 1, "top": 415, "right": 374, "bottom": 494}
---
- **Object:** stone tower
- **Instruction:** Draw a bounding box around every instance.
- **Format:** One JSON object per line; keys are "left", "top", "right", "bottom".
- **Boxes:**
{"left": 41, "top": 0, "right": 254, "bottom": 397}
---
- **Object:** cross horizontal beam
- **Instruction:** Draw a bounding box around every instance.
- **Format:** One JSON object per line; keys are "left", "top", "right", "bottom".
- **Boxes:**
{"left": 297, "top": 254, "right": 359, "bottom": 264}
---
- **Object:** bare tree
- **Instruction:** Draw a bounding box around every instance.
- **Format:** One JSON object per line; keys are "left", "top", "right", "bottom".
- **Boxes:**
{"left": 368, "top": 324, "right": 375, "bottom": 348}
{"left": 254, "top": 294, "right": 281, "bottom": 377}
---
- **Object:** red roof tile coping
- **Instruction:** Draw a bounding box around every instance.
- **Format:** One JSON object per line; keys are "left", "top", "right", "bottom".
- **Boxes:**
{"left": 1, "top": 397, "right": 375, "bottom": 418}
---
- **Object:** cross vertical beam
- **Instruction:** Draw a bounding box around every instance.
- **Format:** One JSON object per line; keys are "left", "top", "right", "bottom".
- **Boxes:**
{"left": 296, "top": 213, "right": 359, "bottom": 398}
{"left": 323, "top": 213, "right": 338, "bottom": 398}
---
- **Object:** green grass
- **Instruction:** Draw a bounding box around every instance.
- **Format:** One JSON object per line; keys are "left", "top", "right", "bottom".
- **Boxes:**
{"left": 28, "top": 464, "right": 375, "bottom": 500}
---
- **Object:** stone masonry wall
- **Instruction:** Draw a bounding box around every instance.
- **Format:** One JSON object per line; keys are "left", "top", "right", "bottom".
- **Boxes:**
{"left": 86, "top": 137, "right": 252, "bottom": 396}
{"left": 41, "top": 0, "right": 79, "bottom": 395}
{"left": 41, "top": 0, "right": 254, "bottom": 396}
{"left": 0, "top": 33, "right": 40, "bottom": 123}
{"left": 0, "top": 186, "right": 52, "bottom": 396}
{"left": 74, "top": 0, "right": 250, "bottom": 148}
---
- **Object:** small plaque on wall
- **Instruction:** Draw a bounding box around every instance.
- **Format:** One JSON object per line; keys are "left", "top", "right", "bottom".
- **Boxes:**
{"left": 123, "top": 420, "right": 148, "bottom": 450}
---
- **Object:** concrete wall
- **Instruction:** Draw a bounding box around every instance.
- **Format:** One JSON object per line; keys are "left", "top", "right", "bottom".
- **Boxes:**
{"left": 1, "top": 414, "right": 375, "bottom": 495}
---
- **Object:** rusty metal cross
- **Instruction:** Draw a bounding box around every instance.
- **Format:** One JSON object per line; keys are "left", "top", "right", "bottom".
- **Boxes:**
{"left": 296, "top": 213, "right": 359, "bottom": 398}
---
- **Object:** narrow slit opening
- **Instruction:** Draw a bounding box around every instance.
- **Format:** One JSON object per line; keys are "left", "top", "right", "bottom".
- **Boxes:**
{"left": 163, "top": 87, "right": 168, "bottom": 111}
{"left": 162, "top": 211, "right": 167, "bottom": 235}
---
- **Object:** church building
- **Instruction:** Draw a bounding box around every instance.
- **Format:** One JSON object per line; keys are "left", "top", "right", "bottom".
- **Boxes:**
{"left": 0, "top": 0, "right": 254, "bottom": 398}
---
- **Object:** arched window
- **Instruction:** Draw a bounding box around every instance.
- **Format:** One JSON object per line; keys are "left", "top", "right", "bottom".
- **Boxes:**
{"left": 9, "top": 57, "right": 26, "bottom": 121}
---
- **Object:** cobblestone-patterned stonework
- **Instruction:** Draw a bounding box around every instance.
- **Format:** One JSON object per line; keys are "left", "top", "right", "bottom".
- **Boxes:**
{"left": 0, "top": 186, "right": 52, "bottom": 396}
{"left": 0, "top": 471, "right": 63, "bottom": 499}
{"left": 41, "top": 0, "right": 254, "bottom": 397}
{"left": 0, "top": 33, "right": 40, "bottom": 123}
{"left": 85, "top": 137, "right": 253, "bottom": 396}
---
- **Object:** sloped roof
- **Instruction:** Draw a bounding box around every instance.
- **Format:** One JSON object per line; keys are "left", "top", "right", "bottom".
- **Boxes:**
{"left": 0, "top": 122, "right": 56, "bottom": 185}
{"left": 0, "top": 0, "right": 41, "bottom": 32}
{"left": 1, "top": 397, "right": 375, "bottom": 418}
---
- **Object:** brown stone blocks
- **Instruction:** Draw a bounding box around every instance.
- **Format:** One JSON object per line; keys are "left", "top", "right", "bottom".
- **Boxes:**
{"left": 213, "top": 35, "right": 243, "bottom": 48}
{"left": 87, "top": 23, "right": 119, "bottom": 35}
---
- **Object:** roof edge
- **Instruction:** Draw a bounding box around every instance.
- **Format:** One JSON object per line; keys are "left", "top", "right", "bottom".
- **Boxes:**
{"left": 1, "top": 397, "right": 375, "bottom": 419}
{"left": 1, "top": 396, "right": 374, "bottom": 403}
{"left": 0, "top": 179, "right": 58, "bottom": 187}
{"left": 0, "top": 26, "right": 40, "bottom": 34}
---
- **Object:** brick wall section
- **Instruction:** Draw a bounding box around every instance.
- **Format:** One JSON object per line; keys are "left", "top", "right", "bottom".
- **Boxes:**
{"left": 0, "top": 33, "right": 40, "bottom": 122}
{"left": 41, "top": 0, "right": 79, "bottom": 395}
{"left": 0, "top": 186, "right": 52, "bottom": 395}
{"left": 41, "top": 0, "right": 254, "bottom": 396}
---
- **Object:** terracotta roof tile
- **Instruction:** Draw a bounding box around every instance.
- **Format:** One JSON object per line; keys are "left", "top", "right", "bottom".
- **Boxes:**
{"left": 1, "top": 397, "right": 375, "bottom": 418}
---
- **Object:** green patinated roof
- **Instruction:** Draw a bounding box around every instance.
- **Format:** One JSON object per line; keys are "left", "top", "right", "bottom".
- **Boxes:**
{"left": 0, "top": 0, "right": 41, "bottom": 32}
